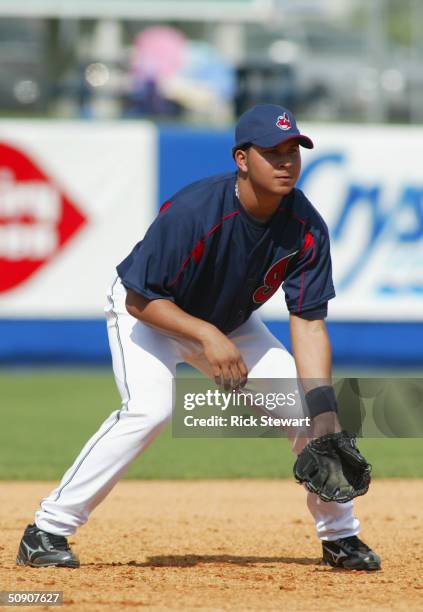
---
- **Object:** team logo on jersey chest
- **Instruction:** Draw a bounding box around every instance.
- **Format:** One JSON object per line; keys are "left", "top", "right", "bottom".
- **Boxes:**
{"left": 253, "top": 251, "right": 298, "bottom": 304}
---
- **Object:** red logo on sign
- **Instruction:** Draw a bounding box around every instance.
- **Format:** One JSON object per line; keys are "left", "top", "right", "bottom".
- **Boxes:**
{"left": 0, "top": 142, "right": 87, "bottom": 292}
{"left": 276, "top": 113, "right": 292, "bottom": 131}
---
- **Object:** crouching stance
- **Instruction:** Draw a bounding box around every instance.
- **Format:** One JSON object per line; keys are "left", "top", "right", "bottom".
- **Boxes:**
{"left": 17, "top": 104, "right": 380, "bottom": 571}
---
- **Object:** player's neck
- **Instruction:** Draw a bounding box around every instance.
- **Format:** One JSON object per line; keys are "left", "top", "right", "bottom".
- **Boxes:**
{"left": 236, "top": 177, "right": 282, "bottom": 222}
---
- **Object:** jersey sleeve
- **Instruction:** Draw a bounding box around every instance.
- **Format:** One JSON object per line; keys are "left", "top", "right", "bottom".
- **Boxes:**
{"left": 283, "top": 217, "right": 336, "bottom": 314}
{"left": 117, "top": 208, "right": 198, "bottom": 302}
{"left": 294, "top": 303, "right": 328, "bottom": 320}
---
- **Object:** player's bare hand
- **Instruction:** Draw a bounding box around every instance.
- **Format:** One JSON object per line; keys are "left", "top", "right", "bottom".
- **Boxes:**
{"left": 200, "top": 328, "right": 248, "bottom": 390}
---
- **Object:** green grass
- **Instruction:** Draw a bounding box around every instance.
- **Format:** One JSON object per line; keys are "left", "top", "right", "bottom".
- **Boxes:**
{"left": 1, "top": 369, "right": 422, "bottom": 480}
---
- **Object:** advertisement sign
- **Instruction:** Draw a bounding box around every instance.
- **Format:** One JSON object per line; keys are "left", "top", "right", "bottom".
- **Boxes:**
{"left": 0, "top": 121, "right": 421, "bottom": 364}
{"left": 261, "top": 124, "right": 423, "bottom": 321}
{"left": 0, "top": 121, "right": 156, "bottom": 316}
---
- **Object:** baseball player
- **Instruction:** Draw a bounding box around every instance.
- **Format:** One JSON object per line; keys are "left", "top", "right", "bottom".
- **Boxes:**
{"left": 16, "top": 104, "right": 380, "bottom": 571}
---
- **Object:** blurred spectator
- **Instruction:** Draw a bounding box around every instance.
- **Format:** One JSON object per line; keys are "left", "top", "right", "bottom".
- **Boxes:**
{"left": 125, "top": 26, "right": 235, "bottom": 123}
{"left": 126, "top": 26, "right": 186, "bottom": 117}
{"left": 162, "top": 40, "right": 235, "bottom": 124}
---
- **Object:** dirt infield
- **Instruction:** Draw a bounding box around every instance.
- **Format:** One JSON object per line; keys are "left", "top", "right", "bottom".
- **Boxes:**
{"left": 1, "top": 480, "right": 422, "bottom": 611}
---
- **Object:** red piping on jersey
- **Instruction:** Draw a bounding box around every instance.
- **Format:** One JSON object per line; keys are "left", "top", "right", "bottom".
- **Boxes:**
{"left": 168, "top": 210, "right": 240, "bottom": 287}
{"left": 159, "top": 200, "right": 172, "bottom": 213}
{"left": 298, "top": 231, "right": 314, "bottom": 258}
{"left": 191, "top": 239, "right": 205, "bottom": 263}
{"left": 292, "top": 213, "right": 306, "bottom": 225}
{"left": 169, "top": 252, "right": 192, "bottom": 288}
{"left": 206, "top": 210, "right": 239, "bottom": 237}
{"left": 297, "top": 231, "right": 316, "bottom": 313}
{"left": 280, "top": 206, "right": 318, "bottom": 313}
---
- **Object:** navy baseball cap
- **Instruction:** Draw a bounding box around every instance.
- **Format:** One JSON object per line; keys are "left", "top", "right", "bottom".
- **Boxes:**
{"left": 233, "top": 104, "right": 313, "bottom": 154}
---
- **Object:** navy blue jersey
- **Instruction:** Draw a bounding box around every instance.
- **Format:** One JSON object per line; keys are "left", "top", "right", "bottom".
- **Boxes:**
{"left": 117, "top": 172, "right": 335, "bottom": 333}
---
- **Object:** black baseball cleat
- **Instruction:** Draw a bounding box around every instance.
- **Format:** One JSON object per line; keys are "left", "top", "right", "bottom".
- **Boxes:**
{"left": 322, "top": 535, "right": 381, "bottom": 571}
{"left": 16, "top": 523, "right": 80, "bottom": 568}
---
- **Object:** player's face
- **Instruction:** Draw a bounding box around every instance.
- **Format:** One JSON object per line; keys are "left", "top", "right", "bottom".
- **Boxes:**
{"left": 245, "top": 140, "right": 302, "bottom": 196}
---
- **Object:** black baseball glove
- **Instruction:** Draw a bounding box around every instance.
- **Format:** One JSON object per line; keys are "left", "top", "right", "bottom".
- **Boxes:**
{"left": 293, "top": 431, "right": 371, "bottom": 503}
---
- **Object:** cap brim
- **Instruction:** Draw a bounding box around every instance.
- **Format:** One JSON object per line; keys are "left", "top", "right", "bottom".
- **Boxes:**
{"left": 252, "top": 133, "right": 314, "bottom": 150}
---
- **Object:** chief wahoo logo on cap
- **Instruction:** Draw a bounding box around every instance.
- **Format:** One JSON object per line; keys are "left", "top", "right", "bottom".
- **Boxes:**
{"left": 276, "top": 113, "right": 292, "bottom": 131}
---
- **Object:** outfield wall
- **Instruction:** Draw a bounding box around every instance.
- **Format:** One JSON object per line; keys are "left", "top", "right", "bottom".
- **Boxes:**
{"left": 0, "top": 121, "right": 422, "bottom": 365}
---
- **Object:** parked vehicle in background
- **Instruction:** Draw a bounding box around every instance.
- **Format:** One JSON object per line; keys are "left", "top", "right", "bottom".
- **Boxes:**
{"left": 240, "top": 20, "right": 421, "bottom": 123}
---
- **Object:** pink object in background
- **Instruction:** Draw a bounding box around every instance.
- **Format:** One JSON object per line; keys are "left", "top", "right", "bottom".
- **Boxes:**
{"left": 131, "top": 26, "right": 187, "bottom": 85}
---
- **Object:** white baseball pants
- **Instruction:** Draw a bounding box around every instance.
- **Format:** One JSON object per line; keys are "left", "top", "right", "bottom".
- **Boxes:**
{"left": 35, "top": 276, "right": 360, "bottom": 542}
